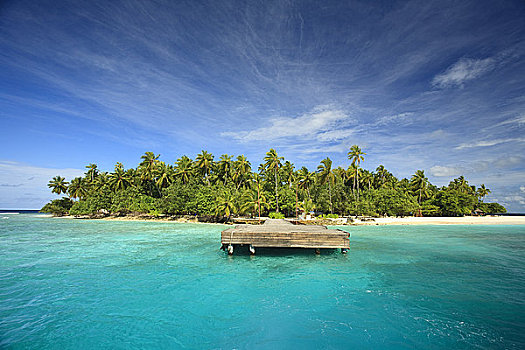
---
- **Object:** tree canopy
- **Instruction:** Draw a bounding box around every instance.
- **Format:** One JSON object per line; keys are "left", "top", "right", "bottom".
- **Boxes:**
{"left": 42, "top": 148, "right": 506, "bottom": 219}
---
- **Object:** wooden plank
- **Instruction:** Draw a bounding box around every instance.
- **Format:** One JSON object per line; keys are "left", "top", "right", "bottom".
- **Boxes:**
{"left": 221, "top": 235, "right": 349, "bottom": 242}
{"left": 221, "top": 229, "right": 349, "bottom": 236}
{"left": 222, "top": 238, "right": 349, "bottom": 248}
{"left": 220, "top": 220, "right": 351, "bottom": 250}
{"left": 221, "top": 233, "right": 348, "bottom": 239}
{"left": 221, "top": 238, "right": 348, "bottom": 244}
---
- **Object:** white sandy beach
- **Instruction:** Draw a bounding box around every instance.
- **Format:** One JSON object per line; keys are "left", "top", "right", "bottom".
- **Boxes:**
{"left": 353, "top": 216, "right": 525, "bottom": 225}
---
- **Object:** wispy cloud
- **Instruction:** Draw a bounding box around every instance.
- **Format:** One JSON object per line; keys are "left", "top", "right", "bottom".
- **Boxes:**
{"left": 222, "top": 107, "right": 352, "bottom": 142}
{"left": 455, "top": 138, "right": 525, "bottom": 150}
{"left": 495, "top": 114, "right": 525, "bottom": 127}
{"left": 0, "top": 161, "right": 83, "bottom": 209}
{"left": 471, "top": 156, "right": 523, "bottom": 172}
{"left": 296, "top": 143, "right": 349, "bottom": 155}
{"left": 429, "top": 165, "right": 463, "bottom": 177}
{"left": 503, "top": 195, "right": 525, "bottom": 205}
{"left": 432, "top": 57, "right": 495, "bottom": 88}
{"left": 374, "top": 112, "right": 414, "bottom": 126}
{"left": 316, "top": 129, "right": 355, "bottom": 142}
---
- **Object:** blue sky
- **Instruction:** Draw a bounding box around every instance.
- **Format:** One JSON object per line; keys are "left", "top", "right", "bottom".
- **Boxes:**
{"left": 1, "top": 0, "right": 525, "bottom": 211}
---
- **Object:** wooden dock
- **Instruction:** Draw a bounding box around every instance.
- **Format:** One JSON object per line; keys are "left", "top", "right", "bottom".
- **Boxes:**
{"left": 221, "top": 219, "right": 350, "bottom": 255}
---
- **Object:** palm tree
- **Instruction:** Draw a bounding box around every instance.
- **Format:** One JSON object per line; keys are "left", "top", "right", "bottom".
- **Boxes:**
{"left": 333, "top": 167, "right": 347, "bottom": 185}
{"left": 195, "top": 150, "right": 214, "bottom": 185}
{"left": 300, "top": 198, "right": 316, "bottom": 216}
{"left": 348, "top": 145, "right": 366, "bottom": 200}
{"left": 215, "top": 191, "right": 237, "bottom": 223}
{"left": 93, "top": 172, "right": 109, "bottom": 190}
{"left": 233, "top": 155, "right": 251, "bottom": 189}
{"left": 293, "top": 176, "right": 301, "bottom": 218}
{"left": 375, "top": 165, "right": 387, "bottom": 188}
{"left": 108, "top": 162, "right": 132, "bottom": 191}
{"left": 174, "top": 156, "right": 193, "bottom": 184}
{"left": 139, "top": 152, "right": 160, "bottom": 180}
{"left": 458, "top": 176, "right": 467, "bottom": 191}
{"left": 297, "top": 167, "right": 314, "bottom": 199}
{"left": 126, "top": 168, "right": 139, "bottom": 188}
{"left": 317, "top": 157, "right": 336, "bottom": 214}
{"left": 263, "top": 149, "right": 284, "bottom": 212}
{"left": 155, "top": 162, "right": 173, "bottom": 190}
{"left": 48, "top": 176, "right": 69, "bottom": 195}
{"left": 217, "top": 154, "right": 233, "bottom": 185}
{"left": 85, "top": 164, "right": 99, "bottom": 183}
{"left": 68, "top": 177, "right": 88, "bottom": 200}
{"left": 410, "top": 170, "right": 429, "bottom": 208}
{"left": 476, "top": 184, "right": 491, "bottom": 202}
{"left": 347, "top": 164, "right": 358, "bottom": 192}
{"left": 385, "top": 172, "right": 398, "bottom": 189}
{"left": 138, "top": 152, "right": 160, "bottom": 196}
{"left": 450, "top": 176, "right": 470, "bottom": 194}
{"left": 361, "top": 169, "right": 373, "bottom": 191}
{"left": 252, "top": 173, "right": 266, "bottom": 220}
{"left": 241, "top": 189, "right": 268, "bottom": 219}
{"left": 282, "top": 161, "right": 295, "bottom": 188}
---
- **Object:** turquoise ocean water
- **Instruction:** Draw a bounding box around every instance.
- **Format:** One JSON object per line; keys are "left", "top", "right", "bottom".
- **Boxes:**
{"left": 1, "top": 214, "right": 524, "bottom": 349}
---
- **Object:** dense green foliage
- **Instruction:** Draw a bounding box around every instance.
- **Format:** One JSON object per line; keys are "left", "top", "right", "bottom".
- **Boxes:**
{"left": 479, "top": 202, "right": 507, "bottom": 214}
{"left": 40, "top": 198, "right": 73, "bottom": 216}
{"left": 268, "top": 212, "right": 285, "bottom": 219}
{"left": 42, "top": 148, "right": 506, "bottom": 219}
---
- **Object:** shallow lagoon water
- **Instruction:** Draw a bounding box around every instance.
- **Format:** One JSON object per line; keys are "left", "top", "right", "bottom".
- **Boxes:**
{"left": 1, "top": 214, "right": 524, "bottom": 349}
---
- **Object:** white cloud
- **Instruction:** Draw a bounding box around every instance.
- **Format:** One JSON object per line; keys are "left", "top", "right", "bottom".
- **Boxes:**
{"left": 298, "top": 143, "right": 349, "bottom": 155}
{"left": 432, "top": 57, "right": 495, "bottom": 88}
{"left": 520, "top": 186, "right": 525, "bottom": 193}
{"left": 471, "top": 156, "right": 523, "bottom": 172}
{"left": 503, "top": 195, "right": 525, "bottom": 205}
{"left": 222, "top": 107, "right": 352, "bottom": 142}
{"left": 0, "top": 161, "right": 84, "bottom": 209}
{"left": 496, "top": 114, "right": 525, "bottom": 127}
{"left": 375, "top": 112, "right": 414, "bottom": 126}
{"left": 429, "top": 165, "right": 463, "bottom": 177}
{"left": 317, "top": 129, "right": 355, "bottom": 142}
{"left": 455, "top": 138, "right": 525, "bottom": 150}
{"left": 466, "top": 172, "right": 525, "bottom": 186}
{"left": 494, "top": 156, "right": 523, "bottom": 169}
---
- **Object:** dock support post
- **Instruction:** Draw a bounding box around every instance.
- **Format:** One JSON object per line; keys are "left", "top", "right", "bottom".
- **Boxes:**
{"left": 227, "top": 244, "right": 234, "bottom": 255}
{"left": 315, "top": 248, "right": 321, "bottom": 255}
{"left": 249, "top": 245, "right": 255, "bottom": 255}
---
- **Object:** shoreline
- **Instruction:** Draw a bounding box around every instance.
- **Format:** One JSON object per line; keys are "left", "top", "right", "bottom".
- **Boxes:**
{"left": 55, "top": 215, "right": 231, "bottom": 225}
{"left": 50, "top": 215, "right": 525, "bottom": 226}
{"left": 351, "top": 216, "right": 525, "bottom": 226}
{"left": 55, "top": 215, "right": 229, "bottom": 226}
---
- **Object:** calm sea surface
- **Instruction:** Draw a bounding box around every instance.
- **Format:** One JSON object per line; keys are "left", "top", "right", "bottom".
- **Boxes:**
{"left": 1, "top": 214, "right": 524, "bottom": 349}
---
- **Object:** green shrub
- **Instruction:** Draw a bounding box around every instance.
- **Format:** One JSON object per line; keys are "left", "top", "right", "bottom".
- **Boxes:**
{"left": 40, "top": 198, "right": 73, "bottom": 216}
{"left": 69, "top": 199, "right": 98, "bottom": 215}
{"left": 268, "top": 211, "right": 285, "bottom": 219}
{"left": 321, "top": 213, "right": 339, "bottom": 219}
{"left": 479, "top": 202, "right": 506, "bottom": 214}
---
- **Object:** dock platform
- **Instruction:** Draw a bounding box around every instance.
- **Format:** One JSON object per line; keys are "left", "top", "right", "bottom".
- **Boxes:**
{"left": 221, "top": 219, "right": 350, "bottom": 255}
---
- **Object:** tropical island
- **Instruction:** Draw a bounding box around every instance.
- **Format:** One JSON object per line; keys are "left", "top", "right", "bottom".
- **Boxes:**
{"left": 40, "top": 146, "right": 506, "bottom": 223}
